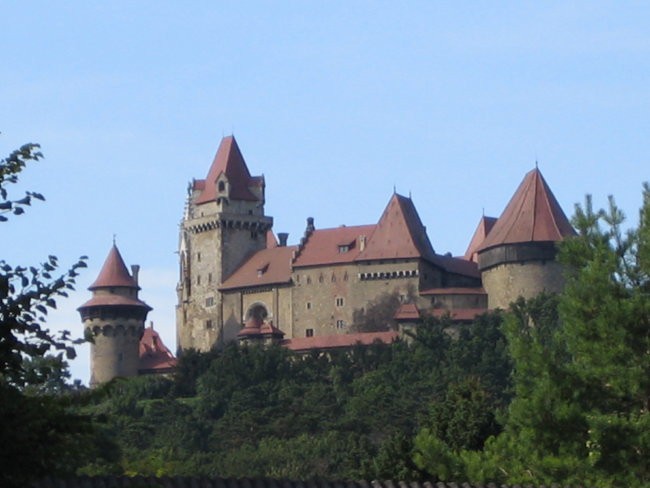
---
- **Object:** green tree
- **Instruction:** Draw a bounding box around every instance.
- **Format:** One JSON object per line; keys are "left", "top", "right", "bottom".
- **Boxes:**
{"left": 0, "top": 141, "right": 92, "bottom": 487}
{"left": 462, "top": 189, "right": 650, "bottom": 487}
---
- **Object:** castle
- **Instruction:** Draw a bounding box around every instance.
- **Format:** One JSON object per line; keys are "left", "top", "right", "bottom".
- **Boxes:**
{"left": 80, "top": 135, "right": 575, "bottom": 385}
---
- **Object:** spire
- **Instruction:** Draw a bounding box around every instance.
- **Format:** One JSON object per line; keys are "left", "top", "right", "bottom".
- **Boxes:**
{"left": 357, "top": 193, "right": 436, "bottom": 261}
{"left": 88, "top": 244, "right": 138, "bottom": 290}
{"left": 194, "top": 135, "right": 260, "bottom": 204}
{"left": 478, "top": 168, "right": 575, "bottom": 252}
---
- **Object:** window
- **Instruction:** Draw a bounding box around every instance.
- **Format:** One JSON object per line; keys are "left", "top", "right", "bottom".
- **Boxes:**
{"left": 306, "top": 328, "right": 314, "bottom": 337}
{"left": 336, "top": 320, "right": 346, "bottom": 329}
{"left": 343, "top": 272, "right": 348, "bottom": 282}
{"left": 206, "top": 297, "right": 214, "bottom": 307}
{"left": 335, "top": 297, "right": 344, "bottom": 307}
{"left": 318, "top": 275, "right": 324, "bottom": 283}
{"left": 206, "top": 320, "right": 213, "bottom": 329}
{"left": 331, "top": 274, "right": 336, "bottom": 282}
{"left": 197, "top": 275, "right": 201, "bottom": 285}
{"left": 306, "top": 302, "right": 311, "bottom": 310}
{"left": 197, "top": 252, "right": 201, "bottom": 262}
{"left": 338, "top": 245, "right": 349, "bottom": 253}
{"left": 208, "top": 273, "right": 212, "bottom": 284}
{"left": 306, "top": 276, "right": 312, "bottom": 284}
{"left": 218, "top": 181, "right": 226, "bottom": 192}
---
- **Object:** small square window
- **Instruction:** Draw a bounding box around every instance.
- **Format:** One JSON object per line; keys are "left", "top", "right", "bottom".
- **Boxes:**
{"left": 306, "top": 302, "right": 312, "bottom": 310}
{"left": 336, "top": 320, "right": 346, "bottom": 329}
{"left": 335, "top": 297, "right": 344, "bottom": 307}
{"left": 306, "top": 328, "right": 314, "bottom": 337}
{"left": 206, "top": 297, "right": 214, "bottom": 307}
{"left": 205, "top": 319, "right": 213, "bottom": 329}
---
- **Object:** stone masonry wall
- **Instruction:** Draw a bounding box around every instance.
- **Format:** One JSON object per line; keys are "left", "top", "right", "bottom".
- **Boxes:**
{"left": 482, "top": 260, "right": 565, "bottom": 309}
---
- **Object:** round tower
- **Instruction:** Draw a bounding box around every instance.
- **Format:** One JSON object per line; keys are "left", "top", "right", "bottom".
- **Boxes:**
{"left": 477, "top": 168, "right": 576, "bottom": 309}
{"left": 78, "top": 244, "right": 152, "bottom": 386}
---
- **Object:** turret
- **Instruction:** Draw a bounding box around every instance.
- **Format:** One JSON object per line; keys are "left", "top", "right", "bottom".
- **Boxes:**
{"left": 78, "top": 244, "right": 151, "bottom": 386}
{"left": 176, "top": 136, "right": 273, "bottom": 352}
{"left": 476, "top": 168, "right": 575, "bottom": 309}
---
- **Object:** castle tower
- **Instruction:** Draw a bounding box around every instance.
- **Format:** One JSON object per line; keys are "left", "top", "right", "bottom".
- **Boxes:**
{"left": 476, "top": 168, "right": 576, "bottom": 309}
{"left": 78, "top": 245, "right": 151, "bottom": 386}
{"left": 177, "top": 136, "right": 273, "bottom": 352}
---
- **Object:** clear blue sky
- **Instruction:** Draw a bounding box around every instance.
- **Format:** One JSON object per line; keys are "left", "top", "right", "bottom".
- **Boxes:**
{"left": 2, "top": 2, "right": 648, "bottom": 384}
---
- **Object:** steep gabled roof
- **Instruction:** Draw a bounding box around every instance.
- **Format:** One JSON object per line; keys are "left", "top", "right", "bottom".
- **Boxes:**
{"left": 478, "top": 168, "right": 575, "bottom": 252}
{"left": 219, "top": 245, "right": 297, "bottom": 290}
{"left": 292, "top": 224, "right": 376, "bottom": 267}
{"left": 194, "top": 135, "right": 260, "bottom": 204}
{"left": 88, "top": 245, "right": 138, "bottom": 290}
{"left": 138, "top": 325, "right": 177, "bottom": 373}
{"left": 464, "top": 216, "right": 498, "bottom": 262}
{"left": 357, "top": 194, "right": 436, "bottom": 262}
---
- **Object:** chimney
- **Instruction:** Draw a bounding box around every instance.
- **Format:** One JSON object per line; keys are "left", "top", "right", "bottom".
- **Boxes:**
{"left": 359, "top": 235, "right": 366, "bottom": 251}
{"left": 306, "top": 217, "right": 315, "bottom": 234}
{"left": 278, "top": 232, "right": 289, "bottom": 247}
{"left": 131, "top": 265, "right": 140, "bottom": 286}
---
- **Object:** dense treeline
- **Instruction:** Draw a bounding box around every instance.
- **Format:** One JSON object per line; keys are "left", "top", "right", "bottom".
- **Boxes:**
{"left": 75, "top": 311, "right": 511, "bottom": 480}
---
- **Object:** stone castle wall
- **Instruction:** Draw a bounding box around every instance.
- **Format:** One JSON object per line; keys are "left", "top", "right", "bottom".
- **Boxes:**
{"left": 481, "top": 260, "right": 565, "bottom": 309}
{"left": 85, "top": 319, "right": 143, "bottom": 386}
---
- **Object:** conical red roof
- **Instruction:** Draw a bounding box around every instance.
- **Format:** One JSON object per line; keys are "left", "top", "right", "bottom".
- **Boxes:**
{"left": 478, "top": 168, "right": 575, "bottom": 252}
{"left": 194, "top": 135, "right": 260, "bottom": 204}
{"left": 357, "top": 193, "right": 436, "bottom": 262}
{"left": 464, "top": 216, "right": 498, "bottom": 262}
{"left": 89, "top": 245, "right": 138, "bottom": 290}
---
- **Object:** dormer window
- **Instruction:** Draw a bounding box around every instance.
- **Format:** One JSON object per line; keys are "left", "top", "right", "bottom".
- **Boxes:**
{"left": 218, "top": 180, "right": 226, "bottom": 192}
{"left": 337, "top": 239, "right": 355, "bottom": 254}
{"left": 257, "top": 263, "right": 269, "bottom": 277}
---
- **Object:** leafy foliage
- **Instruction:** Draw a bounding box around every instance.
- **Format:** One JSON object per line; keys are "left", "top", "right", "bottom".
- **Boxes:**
{"left": 0, "top": 140, "right": 93, "bottom": 488}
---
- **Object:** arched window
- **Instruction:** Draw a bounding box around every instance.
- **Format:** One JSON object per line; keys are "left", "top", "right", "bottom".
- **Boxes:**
{"left": 246, "top": 303, "right": 269, "bottom": 322}
{"left": 218, "top": 181, "right": 226, "bottom": 192}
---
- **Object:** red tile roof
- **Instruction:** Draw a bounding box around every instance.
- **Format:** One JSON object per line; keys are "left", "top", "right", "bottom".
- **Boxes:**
{"left": 292, "top": 224, "right": 376, "bottom": 267}
{"left": 78, "top": 294, "right": 152, "bottom": 310}
{"left": 89, "top": 245, "right": 138, "bottom": 290}
{"left": 237, "top": 317, "right": 285, "bottom": 339}
{"left": 420, "top": 287, "right": 486, "bottom": 296}
{"left": 393, "top": 303, "right": 420, "bottom": 321}
{"left": 284, "top": 331, "right": 399, "bottom": 352}
{"left": 266, "top": 230, "right": 278, "bottom": 248}
{"left": 138, "top": 325, "right": 177, "bottom": 373}
{"left": 478, "top": 168, "right": 575, "bottom": 252}
{"left": 431, "top": 308, "right": 488, "bottom": 321}
{"left": 194, "top": 136, "right": 260, "bottom": 204}
{"left": 464, "top": 216, "right": 498, "bottom": 262}
{"left": 219, "top": 245, "right": 298, "bottom": 290}
{"left": 357, "top": 194, "right": 436, "bottom": 262}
